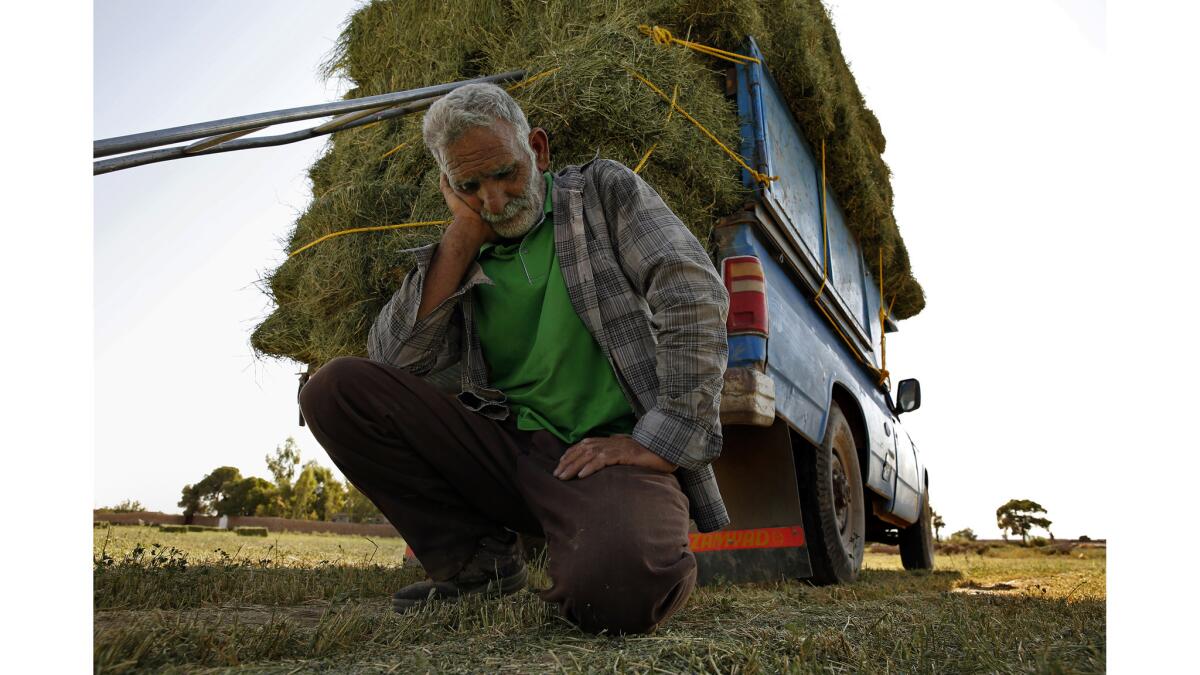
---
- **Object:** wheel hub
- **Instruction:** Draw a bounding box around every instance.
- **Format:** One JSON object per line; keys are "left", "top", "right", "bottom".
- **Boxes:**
{"left": 831, "top": 455, "right": 851, "bottom": 536}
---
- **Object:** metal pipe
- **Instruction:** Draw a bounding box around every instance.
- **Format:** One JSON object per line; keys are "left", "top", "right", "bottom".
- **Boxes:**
{"left": 93, "top": 70, "right": 524, "bottom": 158}
{"left": 184, "top": 126, "right": 267, "bottom": 154}
{"left": 311, "top": 104, "right": 392, "bottom": 133}
{"left": 94, "top": 94, "right": 441, "bottom": 175}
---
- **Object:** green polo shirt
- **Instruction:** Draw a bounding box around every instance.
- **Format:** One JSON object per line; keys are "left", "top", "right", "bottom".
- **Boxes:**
{"left": 473, "top": 172, "right": 637, "bottom": 444}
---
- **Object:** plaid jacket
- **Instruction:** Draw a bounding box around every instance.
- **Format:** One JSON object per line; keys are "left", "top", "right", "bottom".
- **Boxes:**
{"left": 367, "top": 159, "right": 731, "bottom": 532}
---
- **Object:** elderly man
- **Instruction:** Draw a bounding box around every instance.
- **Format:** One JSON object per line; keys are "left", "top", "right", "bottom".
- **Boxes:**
{"left": 299, "top": 83, "right": 729, "bottom": 635}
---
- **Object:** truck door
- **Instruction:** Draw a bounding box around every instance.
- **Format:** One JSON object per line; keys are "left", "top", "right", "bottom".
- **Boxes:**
{"left": 888, "top": 419, "right": 922, "bottom": 524}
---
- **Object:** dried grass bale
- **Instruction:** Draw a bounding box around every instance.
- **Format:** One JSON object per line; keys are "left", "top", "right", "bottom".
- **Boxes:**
{"left": 252, "top": 0, "right": 924, "bottom": 368}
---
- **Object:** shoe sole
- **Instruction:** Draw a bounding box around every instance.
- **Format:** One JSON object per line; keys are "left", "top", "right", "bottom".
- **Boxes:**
{"left": 392, "top": 566, "right": 529, "bottom": 613}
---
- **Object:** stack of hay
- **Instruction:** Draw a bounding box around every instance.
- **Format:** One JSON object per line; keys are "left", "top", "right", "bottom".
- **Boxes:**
{"left": 251, "top": 0, "right": 925, "bottom": 369}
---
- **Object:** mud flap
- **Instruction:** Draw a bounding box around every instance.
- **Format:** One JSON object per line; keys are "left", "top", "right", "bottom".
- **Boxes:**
{"left": 693, "top": 418, "right": 812, "bottom": 584}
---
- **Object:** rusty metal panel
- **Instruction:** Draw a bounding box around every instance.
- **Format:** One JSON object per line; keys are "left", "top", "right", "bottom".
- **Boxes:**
{"left": 711, "top": 419, "right": 803, "bottom": 528}
{"left": 696, "top": 545, "right": 812, "bottom": 586}
{"left": 694, "top": 419, "right": 811, "bottom": 584}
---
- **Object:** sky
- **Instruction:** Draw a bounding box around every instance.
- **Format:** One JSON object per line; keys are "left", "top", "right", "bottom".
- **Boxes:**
{"left": 94, "top": 0, "right": 360, "bottom": 514}
{"left": 91, "top": 0, "right": 1112, "bottom": 540}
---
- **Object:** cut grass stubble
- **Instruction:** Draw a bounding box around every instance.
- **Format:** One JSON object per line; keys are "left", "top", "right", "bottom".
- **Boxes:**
{"left": 94, "top": 526, "right": 1105, "bottom": 673}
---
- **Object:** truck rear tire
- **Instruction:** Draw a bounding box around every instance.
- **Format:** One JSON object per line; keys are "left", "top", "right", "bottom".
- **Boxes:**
{"left": 899, "top": 486, "right": 935, "bottom": 570}
{"left": 798, "top": 403, "right": 865, "bottom": 584}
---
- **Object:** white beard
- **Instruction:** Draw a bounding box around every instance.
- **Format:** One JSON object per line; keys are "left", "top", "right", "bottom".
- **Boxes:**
{"left": 481, "top": 156, "right": 546, "bottom": 240}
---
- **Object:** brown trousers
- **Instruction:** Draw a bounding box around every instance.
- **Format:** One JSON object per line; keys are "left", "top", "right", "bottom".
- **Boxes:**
{"left": 298, "top": 356, "right": 697, "bottom": 634}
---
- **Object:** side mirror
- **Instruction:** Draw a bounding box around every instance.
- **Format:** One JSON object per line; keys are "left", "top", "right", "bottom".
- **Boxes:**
{"left": 896, "top": 378, "right": 921, "bottom": 414}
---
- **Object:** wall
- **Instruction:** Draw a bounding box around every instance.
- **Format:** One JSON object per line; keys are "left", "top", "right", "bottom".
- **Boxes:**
{"left": 92, "top": 510, "right": 400, "bottom": 538}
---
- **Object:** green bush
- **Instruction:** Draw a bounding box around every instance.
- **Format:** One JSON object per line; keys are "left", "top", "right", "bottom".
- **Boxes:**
{"left": 158, "top": 525, "right": 187, "bottom": 533}
{"left": 936, "top": 540, "right": 991, "bottom": 556}
{"left": 1037, "top": 541, "right": 1077, "bottom": 556}
{"left": 186, "top": 525, "right": 217, "bottom": 532}
{"left": 950, "top": 528, "right": 978, "bottom": 542}
{"left": 93, "top": 520, "right": 111, "bottom": 529}
{"left": 235, "top": 526, "right": 269, "bottom": 537}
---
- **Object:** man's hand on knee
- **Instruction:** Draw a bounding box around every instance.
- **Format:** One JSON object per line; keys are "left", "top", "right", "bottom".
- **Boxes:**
{"left": 553, "top": 435, "right": 677, "bottom": 480}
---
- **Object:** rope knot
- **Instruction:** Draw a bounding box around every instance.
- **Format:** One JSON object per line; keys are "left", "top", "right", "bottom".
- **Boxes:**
{"left": 637, "top": 24, "right": 760, "bottom": 65}
{"left": 750, "top": 169, "right": 780, "bottom": 185}
{"left": 640, "top": 24, "right": 674, "bottom": 45}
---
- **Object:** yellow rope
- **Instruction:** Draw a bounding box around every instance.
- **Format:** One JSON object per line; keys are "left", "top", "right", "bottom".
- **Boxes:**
{"left": 380, "top": 137, "right": 415, "bottom": 159}
{"left": 815, "top": 140, "right": 830, "bottom": 301}
{"left": 627, "top": 69, "right": 777, "bottom": 185}
{"left": 810, "top": 139, "right": 889, "bottom": 389}
{"left": 877, "top": 249, "right": 890, "bottom": 387}
{"left": 308, "top": 64, "right": 776, "bottom": 255}
{"left": 288, "top": 68, "right": 569, "bottom": 259}
{"left": 632, "top": 85, "right": 677, "bottom": 174}
{"left": 633, "top": 143, "right": 658, "bottom": 174}
{"left": 289, "top": 220, "right": 450, "bottom": 257}
{"left": 288, "top": 49, "right": 892, "bottom": 394}
{"left": 506, "top": 66, "right": 562, "bottom": 92}
{"left": 638, "top": 25, "right": 760, "bottom": 65}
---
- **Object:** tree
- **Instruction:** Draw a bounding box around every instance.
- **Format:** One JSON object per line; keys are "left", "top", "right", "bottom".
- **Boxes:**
{"left": 179, "top": 466, "right": 243, "bottom": 518}
{"left": 931, "top": 509, "right": 946, "bottom": 542}
{"left": 288, "top": 465, "right": 318, "bottom": 520}
{"left": 996, "top": 499, "right": 1052, "bottom": 545}
{"left": 253, "top": 487, "right": 289, "bottom": 517}
{"left": 216, "top": 477, "right": 279, "bottom": 516}
{"left": 266, "top": 437, "right": 302, "bottom": 491}
{"left": 100, "top": 499, "right": 146, "bottom": 513}
{"left": 178, "top": 484, "right": 202, "bottom": 522}
{"left": 288, "top": 461, "right": 347, "bottom": 521}
{"left": 175, "top": 438, "right": 351, "bottom": 522}
{"left": 344, "top": 483, "right": 385, "bottom": 523}
{"left": 950, "top": 528, "right": 977, "bottom": 542}
{"left": 263, "top": 437, "right": 303, "bottom": 515}
{"left": 176, "top": 467, "right": 288, "bottom": 519}
{"left": 311, "top": 468, "right": 347, "bottom": 521}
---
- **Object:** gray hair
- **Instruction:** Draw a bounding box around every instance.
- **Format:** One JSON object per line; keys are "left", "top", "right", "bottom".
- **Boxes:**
{"left": 422, "top": 83, "right": 531, "bottom": 170}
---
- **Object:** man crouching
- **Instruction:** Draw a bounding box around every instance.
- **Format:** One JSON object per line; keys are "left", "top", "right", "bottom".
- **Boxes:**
{"left": 299, "top": 82, "right": 730, "bottom": 635}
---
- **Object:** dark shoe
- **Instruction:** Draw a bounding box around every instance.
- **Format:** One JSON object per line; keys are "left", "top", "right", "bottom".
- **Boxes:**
{"left": 393, "top": 532, "right": 528, "bottom": 613}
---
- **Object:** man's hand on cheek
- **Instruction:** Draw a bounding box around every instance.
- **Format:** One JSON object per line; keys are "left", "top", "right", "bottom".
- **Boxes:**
{"left": 439, "top": 173, "right": 496, "bottom": 246}
{"left": 553, "top": 435, "right": 677, "bottom": 480}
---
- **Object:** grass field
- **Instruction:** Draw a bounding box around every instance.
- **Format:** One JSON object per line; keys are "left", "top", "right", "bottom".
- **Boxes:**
{"left": 94, "top": 526, "right": 1105, "bottom": 673}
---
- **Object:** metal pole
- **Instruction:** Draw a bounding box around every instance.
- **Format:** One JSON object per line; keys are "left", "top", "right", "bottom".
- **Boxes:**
{"left": 93, "top": 70, "right": 524, "bottom": 158}
{"left": 93, "top": 94, "right": 440, "bottom": 175}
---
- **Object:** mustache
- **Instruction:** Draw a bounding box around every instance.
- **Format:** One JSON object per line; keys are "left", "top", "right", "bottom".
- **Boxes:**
{"left": 479, "top": 194, "right": 534, "bottom": 225}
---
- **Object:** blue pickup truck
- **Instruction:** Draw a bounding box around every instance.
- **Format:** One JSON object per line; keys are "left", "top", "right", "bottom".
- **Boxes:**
{"left": 688, "top": 39, "right": 931, "bottom": 585}
{"left": 92, "top": 35, "right": 929, "bottom": 587}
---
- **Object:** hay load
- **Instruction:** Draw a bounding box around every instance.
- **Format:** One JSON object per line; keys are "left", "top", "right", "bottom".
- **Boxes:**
{"left": 251, "top": 0, "right": 924, "bottom": 368}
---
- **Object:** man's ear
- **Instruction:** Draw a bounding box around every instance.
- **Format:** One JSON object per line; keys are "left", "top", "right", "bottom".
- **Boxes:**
{"left": 529, "top": 128, "right": 551, "bottom": 172}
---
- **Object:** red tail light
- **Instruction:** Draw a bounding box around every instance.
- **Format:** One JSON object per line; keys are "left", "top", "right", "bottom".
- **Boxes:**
{"left": 722, "top": 255, "right": 768, "bottom": 336}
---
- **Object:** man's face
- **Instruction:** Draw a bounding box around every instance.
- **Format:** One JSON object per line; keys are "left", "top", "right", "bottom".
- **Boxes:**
{"left": 443, "top": 122, "right": 547, "bottom": 239}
